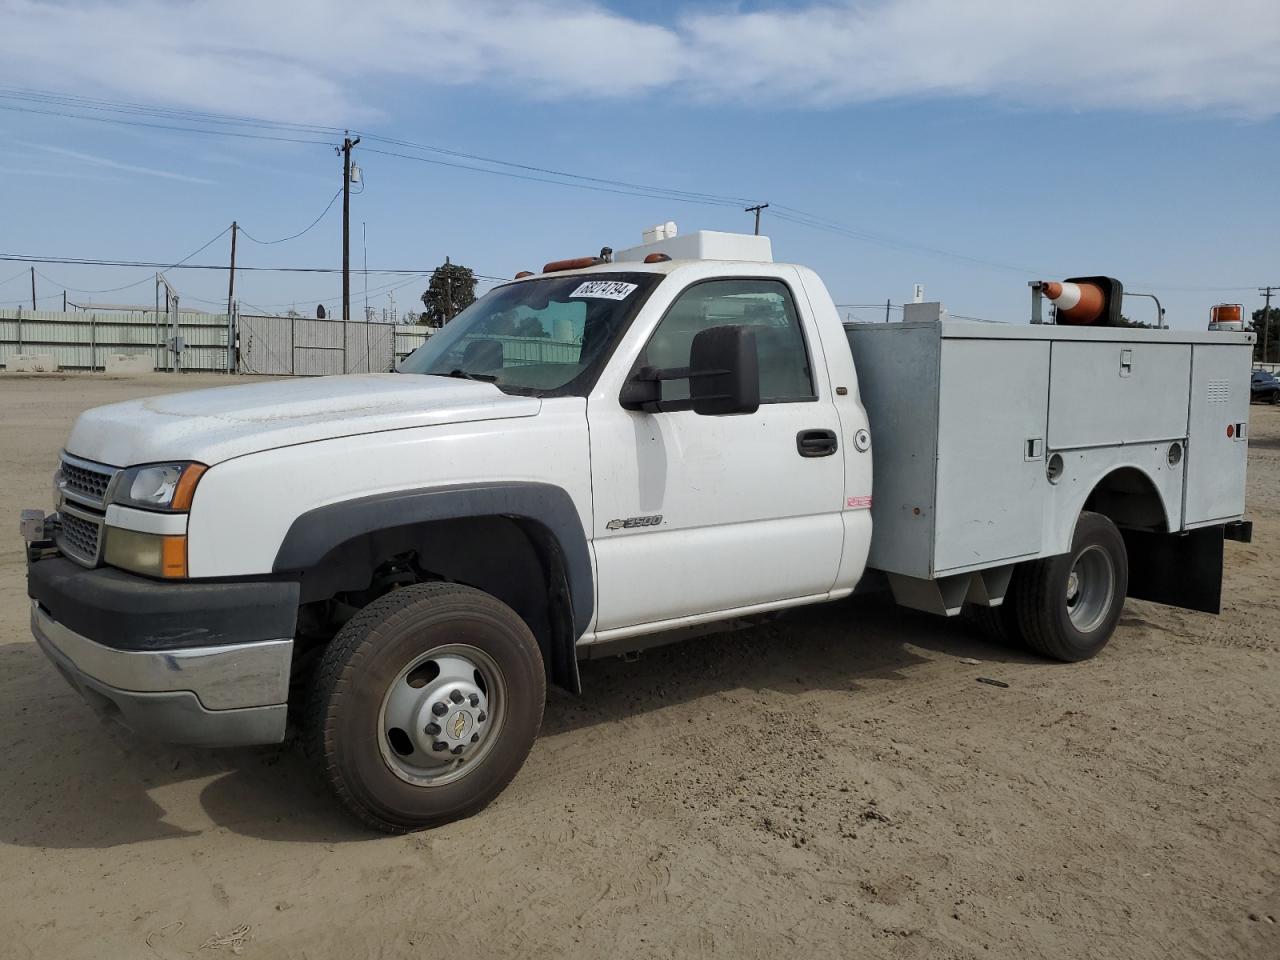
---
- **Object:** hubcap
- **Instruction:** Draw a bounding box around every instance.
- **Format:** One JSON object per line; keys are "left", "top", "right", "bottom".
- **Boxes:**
{"left": 1065, "top": 544, "right": 1115, "bottom": 634}
{"left": 378, "top": 644, "right": 505, "bottom": 787}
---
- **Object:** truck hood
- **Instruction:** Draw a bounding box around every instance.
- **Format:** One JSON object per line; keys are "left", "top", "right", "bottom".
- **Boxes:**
{"left": 66, "top": 373, "right": 541, "bottom": 466}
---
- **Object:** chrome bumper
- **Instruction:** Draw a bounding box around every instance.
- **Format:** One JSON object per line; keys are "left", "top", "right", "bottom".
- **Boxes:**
{"left": 30, "top": 601, "right": 292, "bottom": 747}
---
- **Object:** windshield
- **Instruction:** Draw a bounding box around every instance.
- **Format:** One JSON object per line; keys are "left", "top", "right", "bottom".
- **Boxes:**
{"left": 398, "top": 272, "right": 662, "bottom": 396}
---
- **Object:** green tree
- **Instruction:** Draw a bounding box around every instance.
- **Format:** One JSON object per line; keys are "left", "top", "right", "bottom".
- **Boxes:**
{"left": 419, "top": 259, "right": 477, "bottom": 327}
{"left": 1114, "top": 314, "right": 1153, "bottom": 328}
{"left": 513, "top": 316, "right": 550, "bottom": 338}
{"left": 1253, "top": 306, "right": 1279, "bottom": 363}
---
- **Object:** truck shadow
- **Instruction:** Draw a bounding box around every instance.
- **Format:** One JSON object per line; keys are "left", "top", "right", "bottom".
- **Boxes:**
{"left": 0, "top": 596, "right": 1037, "bottom": 849}
{"left": 0, "top": 643, "right": 363, "bottom": 849}
{"left": 543, "top": 593, "right": 1042, "bottom": 738}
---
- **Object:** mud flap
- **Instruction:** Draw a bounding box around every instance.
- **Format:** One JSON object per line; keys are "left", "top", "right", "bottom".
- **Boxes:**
{"left": 1121, "top": 526, "right": 1224, "bottom": 615}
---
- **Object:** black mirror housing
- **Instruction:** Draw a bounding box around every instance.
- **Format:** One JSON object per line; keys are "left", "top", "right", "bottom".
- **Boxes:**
{"left": 620, "top": 324, "right": 760, "bottom": 416}
{"left": 689, "top": 325, "right": 760, "bottom": 415}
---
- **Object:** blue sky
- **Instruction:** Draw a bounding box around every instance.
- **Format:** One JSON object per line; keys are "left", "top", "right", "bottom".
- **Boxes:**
{"left": 0, "top": 0, "right": 1277, "bottom": 327}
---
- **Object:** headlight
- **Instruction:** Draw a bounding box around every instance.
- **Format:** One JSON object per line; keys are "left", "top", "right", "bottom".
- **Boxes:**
{"left": 103, "top": 528, "right": 187, "bottom": 579}
{"left": 113, "top": 462, "right": 207, "bottom": 512}
{"left": 52, "top": 467, "right": 64, "bottom": 512}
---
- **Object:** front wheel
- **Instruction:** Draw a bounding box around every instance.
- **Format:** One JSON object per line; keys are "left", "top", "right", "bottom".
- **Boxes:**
{"left": 308, "top": 582, "right": 546, "bottom": 833}
{"left": 1015, "top": 511, "right": 1128, "bottom": 662}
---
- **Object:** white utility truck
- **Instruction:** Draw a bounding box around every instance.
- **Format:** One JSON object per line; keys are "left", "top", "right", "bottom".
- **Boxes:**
{"left": 22, "top": 229, "right": 1254, "bottom": 832}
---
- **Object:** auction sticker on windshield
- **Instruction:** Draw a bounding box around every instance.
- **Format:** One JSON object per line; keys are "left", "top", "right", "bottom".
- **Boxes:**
{"left": 569, "top": 280, "right": 638, "bottom": 300}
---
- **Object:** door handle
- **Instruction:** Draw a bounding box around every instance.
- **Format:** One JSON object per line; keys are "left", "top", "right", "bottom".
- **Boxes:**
{"left": 796, "top": 429, "right": 838, "bottom": 458}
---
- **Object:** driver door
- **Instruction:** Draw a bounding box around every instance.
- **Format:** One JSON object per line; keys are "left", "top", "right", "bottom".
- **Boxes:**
{"left": 586, "top": 274, "right": 846, "bottom": 634}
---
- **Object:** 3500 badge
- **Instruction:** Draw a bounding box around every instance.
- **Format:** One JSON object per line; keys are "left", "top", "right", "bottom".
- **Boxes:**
{"left": 605, "top": 515, "right": 663, "bottom": 531}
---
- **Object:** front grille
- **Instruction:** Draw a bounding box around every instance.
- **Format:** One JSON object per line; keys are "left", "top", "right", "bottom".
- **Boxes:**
{"left": 58, "top": 511, "right": 102, "bottom": 566}
{"left": 60, "top": 455, "right": 117, "bottom": 506}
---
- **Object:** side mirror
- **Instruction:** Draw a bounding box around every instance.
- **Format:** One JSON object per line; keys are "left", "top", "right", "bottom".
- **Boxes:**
{"left": 689, "top": 324, "right": 760, "bottom": 415}
{"left": 619, "top": 325, "right": 760, "bottom": 416}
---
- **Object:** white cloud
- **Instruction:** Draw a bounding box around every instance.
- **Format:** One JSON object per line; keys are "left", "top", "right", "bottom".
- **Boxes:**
{"left": 17, "top": 141, "right": 216, "bottom": 184}
{"left": 0, "top": 0, "right": 1276, "bottom": 121}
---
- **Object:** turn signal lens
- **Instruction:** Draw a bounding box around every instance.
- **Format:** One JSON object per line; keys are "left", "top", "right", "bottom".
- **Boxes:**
{"left": 160, "top": 535, "right": 188, "bottom": 578}
{"left": 171, "top": 464, "right": 207, "bottom": 511}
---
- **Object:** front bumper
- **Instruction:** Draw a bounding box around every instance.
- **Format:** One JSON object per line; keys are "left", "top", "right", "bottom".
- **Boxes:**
{"left": 27, "top": 555, "right": 299, "bottom": 748}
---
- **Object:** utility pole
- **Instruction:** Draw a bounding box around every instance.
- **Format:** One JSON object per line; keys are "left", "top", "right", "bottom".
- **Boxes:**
{"left": 226, "top": 221, "right": 238, "bottom": 374}
{"left": 445, "top": 256, "right": 454, "bottom": 323}
{"left": 1261, "top": 286, "right": 1276, "bottom": 366}
{"left": 885, "top": 299, "right": 891, "bottom": 323}
{"left": 338, "top": 133, "right": 361, "bottom": 324}
{"left": 745, "top": 203, "right": 769, "bottom": 235}
{"left": 30, "top": 267, "right": 36, "bottom": 310}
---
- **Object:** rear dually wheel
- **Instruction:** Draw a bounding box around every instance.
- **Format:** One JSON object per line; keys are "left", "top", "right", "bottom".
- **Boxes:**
{"left": 1015, "top": 511, "right": 1129, "bottom": 662}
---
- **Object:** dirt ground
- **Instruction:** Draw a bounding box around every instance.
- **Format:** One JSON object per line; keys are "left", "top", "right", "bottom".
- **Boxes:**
{"left": 0, "top": 371, "right": 1276, "bottom": 960}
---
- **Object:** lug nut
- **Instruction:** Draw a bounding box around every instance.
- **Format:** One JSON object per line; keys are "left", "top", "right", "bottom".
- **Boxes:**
{"left": 469, "top": 693, "right": 480, "bottom": 707}
{"left": 451, "top": 745, "right": 464, "bottom": 755}
{"left": 424, "top": 722, "right": 440, "bottom": 735}
{"left": 471, "top": 733, "right": 480, "bottom": 743}
{"left": 477, "top": 710, "right": 487, "bottom": 723}
{"left": 432, "top": 741, "right": 448, "bottom": 752}
{"left": 431, "top": 701, "right": 448, "bottom": 717}
{"left": 449, "top": 690, "right": 464, "bottom": 704}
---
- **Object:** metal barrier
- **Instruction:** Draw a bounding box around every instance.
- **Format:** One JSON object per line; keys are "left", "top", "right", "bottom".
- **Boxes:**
{"left": 1, "top": 309, "right": 583, "bottom": 378}
{"left": 237, "top": 315, "right": 400, "bottom": 375}
{"left": 0, "top": 308, "right": 229, "bottom": 371}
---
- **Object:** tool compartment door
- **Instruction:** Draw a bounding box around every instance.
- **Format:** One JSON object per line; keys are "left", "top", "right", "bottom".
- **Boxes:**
{"left": 1047, "top": 341, "right": 1190, "bottom": 449}
{"left": 1183, "top": 343, "right": 1250, "bottom": 525}
{"left": 933, "top": 338, "right": 1050, "bottom": 574}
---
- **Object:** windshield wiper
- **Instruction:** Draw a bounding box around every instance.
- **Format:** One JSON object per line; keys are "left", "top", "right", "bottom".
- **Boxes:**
{"left": 445, "top": 369, "right": 498, "bottom": 383}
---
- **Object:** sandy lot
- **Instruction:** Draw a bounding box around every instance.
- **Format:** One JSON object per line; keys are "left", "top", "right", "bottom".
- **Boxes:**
{"left": 0, "top": 372, "right": 1276, "bottom": 960}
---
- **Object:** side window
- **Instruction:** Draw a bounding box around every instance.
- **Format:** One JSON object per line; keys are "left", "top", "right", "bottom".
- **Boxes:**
{"left": 641, "top": 279, "right": 815, "bottom": 403}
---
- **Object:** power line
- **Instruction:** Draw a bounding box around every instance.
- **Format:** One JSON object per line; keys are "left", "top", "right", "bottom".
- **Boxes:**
{"left": 0, "top": 102, "right": 332, "bottom": 146}
{"left": 244, "top": 266, "right": 504, "bottom": 313}
{"left": 0, "top": 85, "right": 1057, "bottom": 272}
{"left": 0, "top": 266, "right": 32, "bottom": 287}
{"left": 0, "top": 86, "right": 344, "bottom": 137}
{"left": 239, "top": 189, "right": 342, "bottom": 244}
{"left": 0, "top": 254, "right": 507, "bottom": 282}
{"left": 770, "top": 205, "right": 1050, "bottom": 277}
{"left": 1, "top": 86, "right": 753, "bottom": 207}
{"left": 25, "top": 227, "right": 231, "bottom": 294}
{"left": 355, "top": 134, "right": 753, "bottom": 206}
{"left": 11, "top": 85, "right": 1263, "bottom": 291}
{"left": 1, "top": 88, "right": 751, "bottom": 209}
{"left": 358, "top": 145, "right": 745, "bottom": 207}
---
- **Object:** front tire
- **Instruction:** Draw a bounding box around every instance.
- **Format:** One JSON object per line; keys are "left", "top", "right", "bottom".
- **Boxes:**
{"left": 1015, "top": 511, "right": 1128, "bottom": 662}
{"left": 308, "top": 582, "right": 545, "bottom": 833}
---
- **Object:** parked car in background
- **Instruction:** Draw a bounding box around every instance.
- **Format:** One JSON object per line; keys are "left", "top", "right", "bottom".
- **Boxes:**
{"left": 1253, "top": 370, "right": 1280, "bottom": 404}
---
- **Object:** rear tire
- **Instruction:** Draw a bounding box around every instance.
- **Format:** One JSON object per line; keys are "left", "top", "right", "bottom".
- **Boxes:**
{"left": 1015, "top": 511, "right": 1128, "bottom": 662}
{"left": 308, "top": 582, "right": 545, "bottom": 833}
{"left": 965, "top": 596, "right": 1021, "bottom": 647}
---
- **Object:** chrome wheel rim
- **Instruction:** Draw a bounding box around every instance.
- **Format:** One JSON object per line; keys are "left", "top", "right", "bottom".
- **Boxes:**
{"left": 378, "top": 643, "right": 506, "bottom": 787}
{"left": 1065, "top": 545, "right": 1115, "bottom": 634}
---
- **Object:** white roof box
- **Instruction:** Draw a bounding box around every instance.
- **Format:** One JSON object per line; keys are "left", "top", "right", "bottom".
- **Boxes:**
{"left": 615, "top": 229, "right": 773, "bottom": 264}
